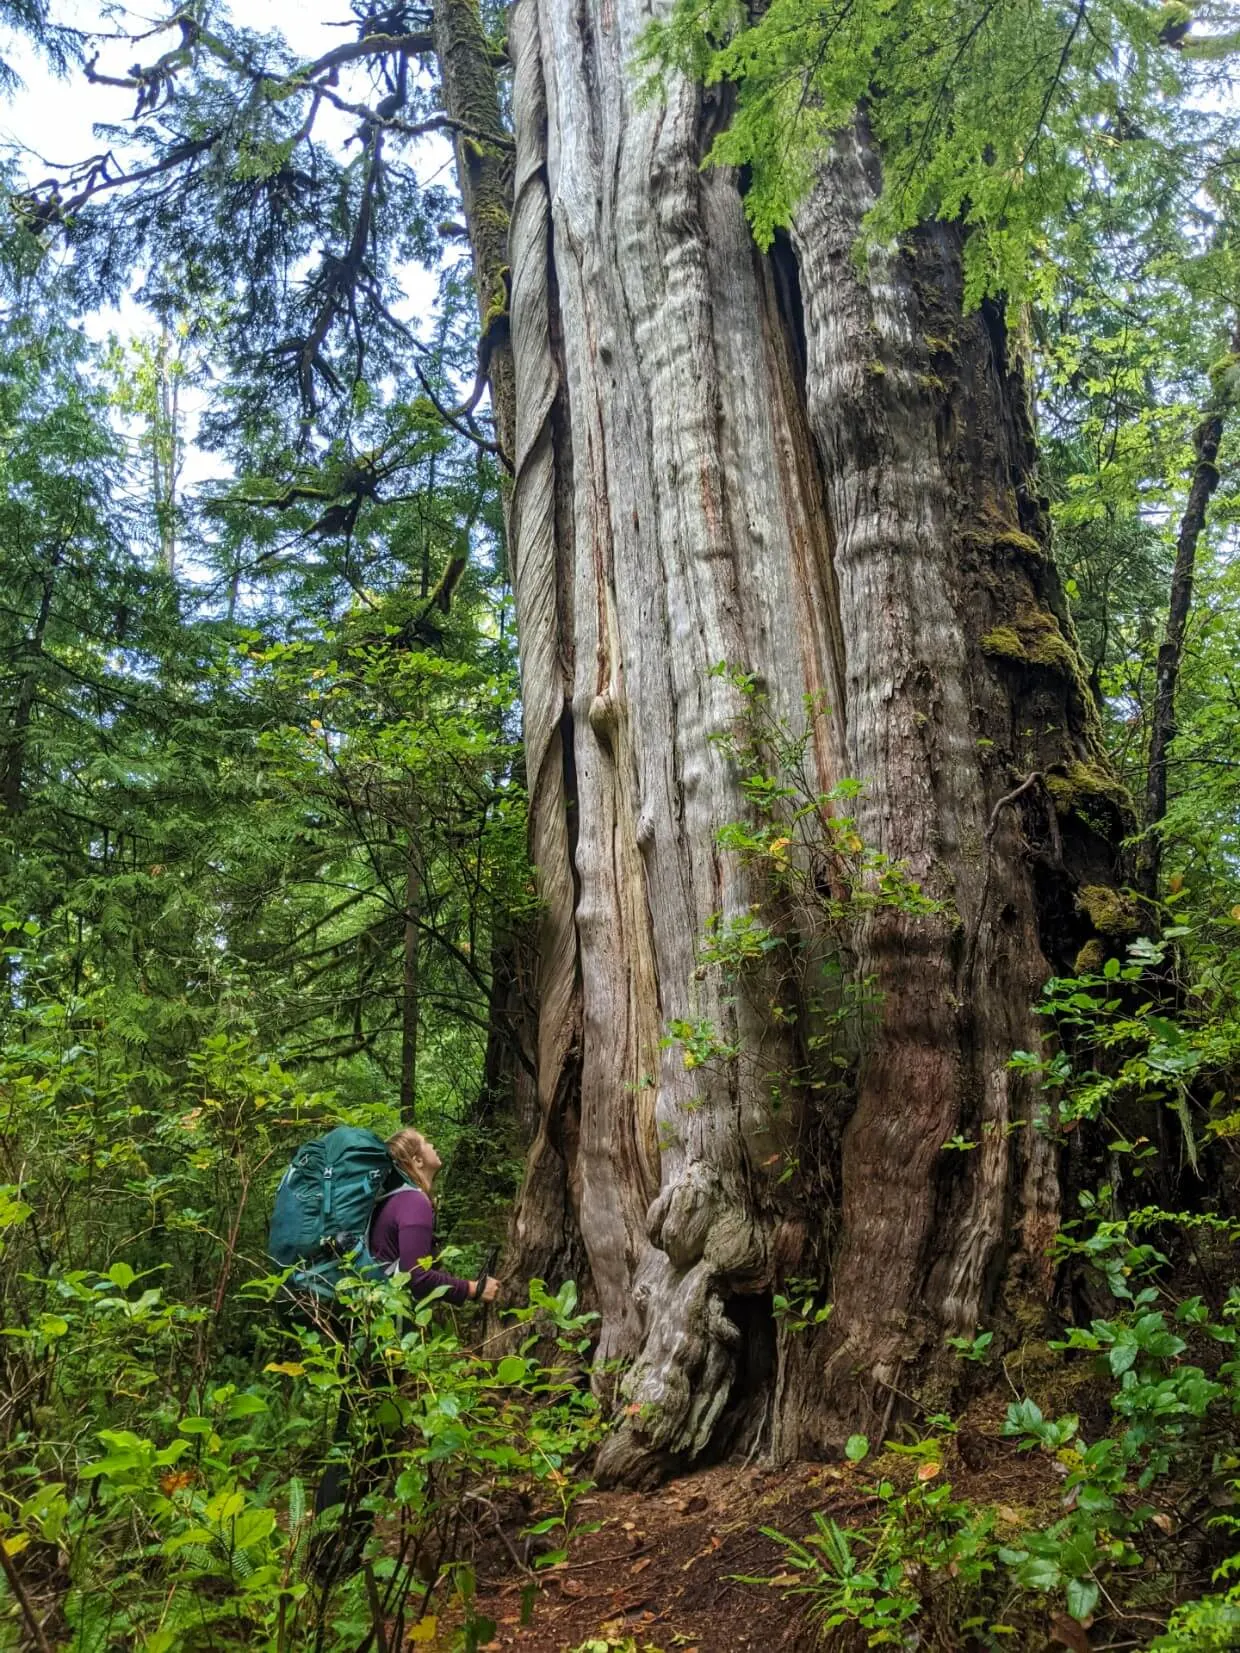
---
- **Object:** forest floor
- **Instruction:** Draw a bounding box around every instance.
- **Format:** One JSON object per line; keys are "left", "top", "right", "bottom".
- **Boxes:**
{"left": 420, "top": 1459, "right": 829, "bottom": 1653}
{"left": 420, "top": 1401, "right": 1071, "bottom": 1653}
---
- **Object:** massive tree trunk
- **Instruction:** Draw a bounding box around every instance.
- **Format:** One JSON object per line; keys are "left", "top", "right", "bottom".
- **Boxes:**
{"left": 450, "top": 0, "right": 1130, "bottom": 1482}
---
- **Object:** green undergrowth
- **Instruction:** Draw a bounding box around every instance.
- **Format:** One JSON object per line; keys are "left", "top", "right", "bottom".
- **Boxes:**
{"left": 752, "top": 1247, "right": 1240, "bottom": 1648}
{"left": 0, "top": 913, "right": 604, "bottom": 1651}
{"left": 0, "top": 1245, "right": 602, "bottom": 1651}
{"left": 751, "top": 910, "right": 1240, "bottom": 1649}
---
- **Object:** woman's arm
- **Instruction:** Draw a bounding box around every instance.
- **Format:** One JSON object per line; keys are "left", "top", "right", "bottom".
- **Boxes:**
{"left": 392, "top": 1189, "right": 473, "bottom": 1305}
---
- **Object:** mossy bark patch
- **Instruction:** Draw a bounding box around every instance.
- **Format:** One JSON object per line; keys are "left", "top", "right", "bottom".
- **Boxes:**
{"left": 980, "top": 604, "right": 1076, "bottom": 673}
{"left": 1045, "top": 759, "right": 1133, "bottom": 823}
{"left": 1073, "top": 938, "right": 1107, "bottom": 974}
{"left": 1076, "top": 883, "right": 1143, "bottom": 936}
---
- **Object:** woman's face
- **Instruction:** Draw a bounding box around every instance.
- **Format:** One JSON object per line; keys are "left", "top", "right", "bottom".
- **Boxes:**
{"left": 419, "top": 1137, "right": 443, "bottom": 1180}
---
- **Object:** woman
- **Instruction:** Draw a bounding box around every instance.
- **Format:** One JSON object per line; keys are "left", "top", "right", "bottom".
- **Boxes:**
{"left": 371, "top": 1127, "right": 500, "bottom": 1305}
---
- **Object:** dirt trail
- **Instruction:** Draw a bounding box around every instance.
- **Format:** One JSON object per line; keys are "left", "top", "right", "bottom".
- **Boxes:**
{"left": 434, "top": 1462, "right": 840, "bottom": 1653}
{"left": 419, "top": 1405, "right": 1066, "bottom": 1653}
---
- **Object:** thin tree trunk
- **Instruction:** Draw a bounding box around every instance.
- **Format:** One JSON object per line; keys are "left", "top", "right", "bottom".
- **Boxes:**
{"left": 1135, "top": 327, "right": 1237, "bottom": 900}
{"left": 432, "top": 0, "right": 515, "bottom": 461}
{"left": 400, "top": 826, "right": 421, "bottom": 1123}
{"left": 154, "top": 325, "right": 180, "bottom": 577}
{"left": 2, "top": 550, "right": 61, "bottom": 816}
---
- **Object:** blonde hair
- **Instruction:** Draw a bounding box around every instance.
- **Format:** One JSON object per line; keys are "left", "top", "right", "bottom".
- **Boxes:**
{"left": 387, "top": 1128, "right": 435, "bottom": 1194}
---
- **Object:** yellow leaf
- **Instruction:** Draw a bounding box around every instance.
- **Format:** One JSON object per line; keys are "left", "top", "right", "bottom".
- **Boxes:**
{"left": 264, "top": 1361, "right": 305, "bottom": 1378}
{"left": 2, "top": 1533, "right": 30, "bottom": 1556}
{"left": 771, "top": 1572, "right": 800, "bottom": 1587}
{"left": 406, "top": 1617, "right": 437, "bottom": 1643}
{"left": 309, "top": 719, "right": 323, "bottom": 731}
{"left": 917, "top": 1461, "right": 942, "bottom": 1481}
{"left": 1231, "top": 906, "right": 1240, "bottom": 923}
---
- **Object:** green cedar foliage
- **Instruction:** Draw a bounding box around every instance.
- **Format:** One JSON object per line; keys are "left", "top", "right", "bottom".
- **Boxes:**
{"left": 641, "top": 0, "right": 1240, "bottom": 305}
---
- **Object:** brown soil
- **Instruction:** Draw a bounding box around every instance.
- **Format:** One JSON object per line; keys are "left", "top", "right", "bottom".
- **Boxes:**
{"left": 419, "top": 1438, "right": 1067, "bottom": 1653}
{"left": 445, "top": 1461, "right": 833, "bottom": 1653}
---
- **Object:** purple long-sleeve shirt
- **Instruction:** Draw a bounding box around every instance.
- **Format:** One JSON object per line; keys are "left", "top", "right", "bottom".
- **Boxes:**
{"left": 369, "top": 1186, "right": 471, "bottom": 1305}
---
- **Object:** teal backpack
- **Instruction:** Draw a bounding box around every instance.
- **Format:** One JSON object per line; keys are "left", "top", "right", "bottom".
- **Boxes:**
{"left": 268, "top": 1126, "right": 403, "bottom": 1300}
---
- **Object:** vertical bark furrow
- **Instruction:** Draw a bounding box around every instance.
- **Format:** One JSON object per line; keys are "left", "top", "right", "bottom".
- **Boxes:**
{"left": 505, "top": 0, "right": 588, "bottom": 1300}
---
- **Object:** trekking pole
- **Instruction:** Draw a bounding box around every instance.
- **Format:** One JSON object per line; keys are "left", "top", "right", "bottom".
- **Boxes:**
{"left": 474, "top": 1247, "right": 498, "bottom": 1301}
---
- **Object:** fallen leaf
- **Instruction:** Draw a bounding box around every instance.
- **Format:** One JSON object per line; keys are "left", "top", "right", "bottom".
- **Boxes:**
{"left": 1152, "top": 1512, "right": 1175, "bottom": 1534}
{"left": 558, "top": 1576, "right": 585, "bottom": 1598}
{"left": 405, "top": 1617, "right": 437, "bottom": 1644}
{"left": 770, "top": 1573, "right": 801, "bottom": 1587}
{"left": 917, "top": 1461, "right": 941, "bottom": 1481}
{"left": 1049, "top": 1611, "right": 1091, "bottom": 1653}
{"left": 630, "top": 1556, "right": 652, "bottom": 1574}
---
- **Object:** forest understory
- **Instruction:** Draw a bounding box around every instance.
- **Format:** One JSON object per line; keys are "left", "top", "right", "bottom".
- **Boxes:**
{"left": 2, "top": 0, "right": 1240, "bottom": 1649}
{"left": 381, "top": 1342, "right": 1240, "bottom": 1653}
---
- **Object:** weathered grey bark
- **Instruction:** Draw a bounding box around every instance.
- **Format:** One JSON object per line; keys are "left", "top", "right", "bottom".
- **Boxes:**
{"left": 444, "top": 0, "right": 1130, "bottom": 1479}
{"left": 1135, "top": 329, "right": 1237, "bottom": 901}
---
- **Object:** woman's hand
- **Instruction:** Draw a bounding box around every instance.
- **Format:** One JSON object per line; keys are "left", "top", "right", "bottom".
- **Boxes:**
{"left": 479, "top": 1275, "right": 500, "bottom": 1303}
